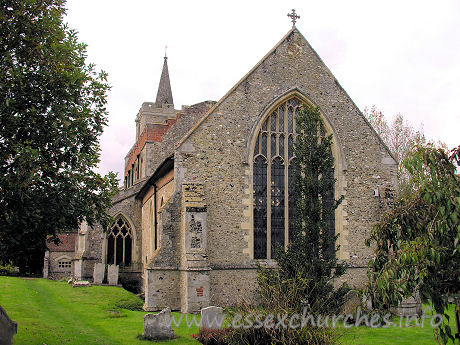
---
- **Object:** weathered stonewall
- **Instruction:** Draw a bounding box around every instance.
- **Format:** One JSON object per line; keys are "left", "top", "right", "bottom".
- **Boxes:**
{"left": 200, "top": 306, "right": 224, "bottom": 329}
{"left": 107, "top": 264, "right": 119, "bottom": 286}
{"left": 0, "top": 305, "right": 17, "bottom": 345}
{"left": 143, "top": 308, "right": 175, "bottom": 340}
{"left": 93, "top": 263, "right": 105, "bottom": 284}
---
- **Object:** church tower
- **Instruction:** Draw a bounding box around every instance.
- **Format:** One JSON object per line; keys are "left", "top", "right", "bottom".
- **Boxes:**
{"left": 124, "top": 56, "right": 179, "bottom": 188}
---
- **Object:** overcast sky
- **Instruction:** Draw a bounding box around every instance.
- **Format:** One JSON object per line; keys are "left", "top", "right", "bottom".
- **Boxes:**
{"left": 65, "top": 0, "right": 460, "bottom": 179}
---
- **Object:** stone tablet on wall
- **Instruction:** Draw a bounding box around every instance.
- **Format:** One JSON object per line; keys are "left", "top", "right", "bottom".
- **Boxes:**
{"left": 183, "top": 183, "right": 207, "bottom": 252}
{"left": 184, "top": 211, "right": 207, "bottom": 252}
{"left": 182, "top": 183, "right": 206, "bottom": 212}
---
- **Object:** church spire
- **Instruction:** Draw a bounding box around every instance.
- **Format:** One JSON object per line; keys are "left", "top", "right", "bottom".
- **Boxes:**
{"left": 155, "top": 54, "right": 174, "bottom": 106}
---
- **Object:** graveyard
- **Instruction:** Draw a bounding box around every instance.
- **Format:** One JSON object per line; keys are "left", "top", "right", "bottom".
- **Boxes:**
{"left": 1, "top": 1, "right": 458, "bottom": 344}
{"left": 0, "top": 276, "right": 456, "bottom": 344}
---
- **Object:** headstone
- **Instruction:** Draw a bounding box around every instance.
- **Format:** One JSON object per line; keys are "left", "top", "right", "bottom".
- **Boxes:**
{"left": 0, "top": 305, "right": 17, "bottom": 345}
{"left": 393, "top": 295, "right": 422, "bottom": 317}
{"left": 200, "top": 306, "right": 224, "bottom": 329}
{"left": 143, "top": 308, "right": 175, "bottom": 340}
{"left": 107, "top": 264, "right": 119, "bottom": 286}
{"left": 93, "top": 263, "right": 105, "bottom": 284}
{"left": 73, "top": 259, "right": 83, "bottom": 280}
{"left": 72, "top": 280, "right": 90, "bottom": 287}
{"left": 42, "top": 251, "right": 49, "bottom": 279}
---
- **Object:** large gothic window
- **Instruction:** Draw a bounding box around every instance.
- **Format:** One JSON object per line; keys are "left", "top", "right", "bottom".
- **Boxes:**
{"left": 253, "top": 97, "right": 335, "bottom": 259}
{"left": 107, "top": 215, "right": 133, "bottom": 266}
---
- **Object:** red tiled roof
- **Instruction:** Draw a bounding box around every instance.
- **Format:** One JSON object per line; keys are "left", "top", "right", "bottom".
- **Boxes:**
{"left": 46, "top": 232, "right": 76, "bottom": 252}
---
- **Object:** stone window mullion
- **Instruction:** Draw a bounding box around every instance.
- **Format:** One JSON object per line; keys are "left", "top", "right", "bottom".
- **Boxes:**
{"left": 107, "top": 216, "right": 133, "bottom": 267}
{"left": 284, "top": 105, "right": 289, "bottom": 248}
{"left": 266, "top": 114, "right": 272, "bottom": 259}
{"left": 122, "top": 236, "right": 126, "bottom": 265}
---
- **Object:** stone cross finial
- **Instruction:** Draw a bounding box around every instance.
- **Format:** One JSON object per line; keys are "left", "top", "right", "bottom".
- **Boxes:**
{"left": 287, "top": 9, "right": 300, "bottom": 26}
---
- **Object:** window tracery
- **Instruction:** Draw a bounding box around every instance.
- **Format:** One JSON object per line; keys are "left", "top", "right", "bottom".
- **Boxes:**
{"left": 252, "top": 97, "right": 336, "bottom": 259}
{"left": 107, "top": 215, "right": 133, "bottom": 266}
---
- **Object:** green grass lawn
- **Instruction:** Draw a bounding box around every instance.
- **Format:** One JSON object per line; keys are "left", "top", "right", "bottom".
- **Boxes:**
{"left": 339, "top": 303, "right": 457, "bottom": 345}
{"left": 0, "top": 276, "right": 456, "bottom": 344}
{"left": 0, "top": 276, "right": 199, "bottom": 344}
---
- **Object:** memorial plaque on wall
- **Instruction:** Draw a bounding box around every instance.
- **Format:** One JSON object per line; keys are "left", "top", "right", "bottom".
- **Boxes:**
{"left": 183, "top": 183, "right": 207, "bottom": 212}
{"left": 182, "top": 183, "right": 207, "bottom": 252}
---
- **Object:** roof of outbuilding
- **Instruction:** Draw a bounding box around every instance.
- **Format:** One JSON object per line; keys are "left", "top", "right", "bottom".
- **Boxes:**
{"left": 46, "top": 232, "right": 76, "bottom": 252}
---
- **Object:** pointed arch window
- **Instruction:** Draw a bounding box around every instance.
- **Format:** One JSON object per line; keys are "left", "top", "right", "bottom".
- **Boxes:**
{"left": 107, "top": 215, "right": 133, "bottom": 266}
{"left": 252, "top": 97, "right": 335, "bottom": 259}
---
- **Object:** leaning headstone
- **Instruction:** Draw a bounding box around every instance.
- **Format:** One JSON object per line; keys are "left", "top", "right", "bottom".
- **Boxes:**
{"left": 72, "top": 280, "right": 90, "bottom": 287}
{"left": 0, "top": 305, "right": 17, "bottom": 345}
{"left": 143, "top": 308, "right": 175, "bottom": 340}
{"left": 200, "top": 306, "right": 224, "bottom": 329}
{"left": 107, "top": 264, "right": 119, "bottom": 286}
{"left": 93, "top": 263, "right": 105, "bottom": 284}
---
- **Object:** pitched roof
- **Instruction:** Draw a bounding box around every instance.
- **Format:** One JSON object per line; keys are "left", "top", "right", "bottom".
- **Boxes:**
{"left": 136, "top": 156, "right": 174, "bottom": 200}
{"left": 175, "top": 27, "right": 396, "bottom": 162}
{"left": 175, "top": 27, "right": 297, "bottom": 148}
{"left": 46, "top": 232, "right": 76, "bottom": 252}
{"left": 113, "top": 101, "right": 215, "bottom": 203}
{"left": 155, "top": 57, "right": 174, "bottom": 106}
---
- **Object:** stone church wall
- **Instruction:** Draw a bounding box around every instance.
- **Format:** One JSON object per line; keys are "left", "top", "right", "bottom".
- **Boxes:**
{"left": 144, "top": 192, "right": 182, "bottom": 310}
{"left": 73, "top": 190, "right": 143, "bottom": 287}
{"left": 47, "top": 251, "right": 74, "bottom": 280}
{"left": 111, "top": 185, "right": 144, "bottom": 268}
{"left": 174, "top": 28, "right": 397, "bottom": 303}
{"left": 209, "top": 269, "right": 259, "bottom": 306}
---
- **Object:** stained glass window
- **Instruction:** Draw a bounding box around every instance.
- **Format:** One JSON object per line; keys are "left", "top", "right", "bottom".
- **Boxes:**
{"left": 253, "top": 156, "right": 267, "bottom": 259}
{"left": 253, "top": 97, "right": 336, "bottom": 259}
{"left": 271, "top": 157, "right": 285, "bottom": 255}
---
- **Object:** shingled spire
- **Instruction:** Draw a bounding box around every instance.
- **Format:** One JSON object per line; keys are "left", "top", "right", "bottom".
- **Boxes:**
{"left": 155, "top": 56, "right": 174, "bottom": 106}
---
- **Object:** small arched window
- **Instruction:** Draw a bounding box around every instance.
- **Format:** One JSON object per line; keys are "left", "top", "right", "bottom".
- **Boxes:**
{"left": 253, "top": 97, "right": 335, "bottom": 259}
{"left": 107, "top": 215, "right": 133, "bottom": 266}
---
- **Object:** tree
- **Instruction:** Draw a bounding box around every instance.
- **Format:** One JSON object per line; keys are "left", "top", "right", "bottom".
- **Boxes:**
{"left": 364, "top": 144, "right": 460, "bottom": 344}
{"left": 259, "top": 104, "right": 347, "bottom": 314}
{"left": 0, "top": 0, "right": 119, "bottom": 273}
{"left": 363, "top": 106, "right": 426, "bottom": 190}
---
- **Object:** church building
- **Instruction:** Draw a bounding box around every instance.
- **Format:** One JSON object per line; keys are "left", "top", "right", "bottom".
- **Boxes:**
{"left": 69, "top": 19, "right": 397, "bottom": 313}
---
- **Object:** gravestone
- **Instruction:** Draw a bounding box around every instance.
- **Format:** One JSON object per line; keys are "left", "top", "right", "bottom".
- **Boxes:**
{"left": 42, "top": 250, "right": 49, "bottom": 279}
{"left": 200, "top": 306, "right": 224, "bottom": 329}
{"left": 93, "top": 263, "right": 105, "bottom": 284}
{"left": 393, "top": 295, "right": 422, "bottom": 317}
{"left": 107, "top": 264, "right": 119, "bottom": 286}
{"left": 0, "top": 305, "right": 17, "bottom": 345}
{"left": 143, "top": 308, "right": 175, "bottom": 340}
{"left": 72, "top": 280, "right": 90, "bottom": 287}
